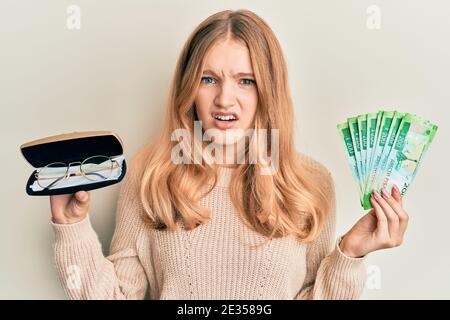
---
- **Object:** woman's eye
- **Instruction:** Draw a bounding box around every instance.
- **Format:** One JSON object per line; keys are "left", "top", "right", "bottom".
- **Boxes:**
{"left": 201, "top": 77, "right": 217, "bottom": 84}
{"left": 240, "top": 79, "right": 255, "bottom": 85}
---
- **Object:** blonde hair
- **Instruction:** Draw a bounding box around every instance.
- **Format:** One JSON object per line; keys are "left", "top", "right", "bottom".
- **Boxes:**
{"left": 137, "top": 9, "right": 333, "bottom": 245}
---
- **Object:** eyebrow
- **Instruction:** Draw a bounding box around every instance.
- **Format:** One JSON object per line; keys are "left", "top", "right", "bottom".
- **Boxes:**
{"left": 202, "top": 69, "right": 255, "bottom": 78}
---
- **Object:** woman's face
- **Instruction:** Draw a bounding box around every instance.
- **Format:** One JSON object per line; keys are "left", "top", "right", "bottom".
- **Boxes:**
{"left": 194, "top": 38, "right": 258, "bottom": 145}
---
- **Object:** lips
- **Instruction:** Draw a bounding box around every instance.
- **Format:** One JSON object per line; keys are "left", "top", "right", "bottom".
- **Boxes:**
{"left": 212, "top": 111, "right": 239, "bottom": 121}
{"left": 211, "top": 112, "right": 239, "bottom": 130}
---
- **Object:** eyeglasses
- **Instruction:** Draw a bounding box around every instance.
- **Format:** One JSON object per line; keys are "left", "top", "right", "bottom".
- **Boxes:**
{"left": 34, "top": 155, "right": 121, "bottom": 190}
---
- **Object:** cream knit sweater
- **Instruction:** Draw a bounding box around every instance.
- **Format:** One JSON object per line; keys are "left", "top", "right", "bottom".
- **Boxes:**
{"left": 51, "top": 153, "right": 367, "bottom": 300}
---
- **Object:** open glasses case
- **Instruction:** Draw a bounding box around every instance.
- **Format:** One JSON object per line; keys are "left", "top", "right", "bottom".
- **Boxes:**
{"left": 20, "top": 131, "right": 127, "bottom": 196}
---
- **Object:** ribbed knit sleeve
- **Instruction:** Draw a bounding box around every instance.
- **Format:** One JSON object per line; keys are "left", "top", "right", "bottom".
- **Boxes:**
{"left": 51, "top": 157, "right": 148, "bottom": 300}
{"left": 294, "top": 162, "right": 367, "bottom": 300}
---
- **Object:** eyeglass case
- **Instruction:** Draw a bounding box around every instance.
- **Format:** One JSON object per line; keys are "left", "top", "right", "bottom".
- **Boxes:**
{"left": 20, "top": 130, "right": 127, "bottom": 196}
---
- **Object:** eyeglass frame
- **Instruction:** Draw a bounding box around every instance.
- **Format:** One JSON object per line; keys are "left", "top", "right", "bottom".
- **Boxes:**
{"left": 34, "top": 155, "right": 121, "bottom": 190}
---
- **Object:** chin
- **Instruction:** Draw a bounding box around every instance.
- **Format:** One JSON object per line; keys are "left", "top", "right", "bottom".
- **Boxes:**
{"left": 207, "top": 128, "right": 247, "bottom": 145}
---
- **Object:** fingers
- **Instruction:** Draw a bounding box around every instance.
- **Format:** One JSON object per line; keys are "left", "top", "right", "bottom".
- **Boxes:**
{"left": 75, "top": 190, "right": 89, "bottom": 203}
{"left": 73, "top": 191, "right": 90, "bottom": 213}
{"left": 386, "top": 186, "right": 409, "bottom": 235}
{"left": 391, "top": 184, "right": 403, "bottom": 207}
{"left": 374, "top": 190, "right": 399, "bottom": 239}
{"left": 370, "top": 194, "right": 389, "bottom": 240}
{"left": 372, "top": 187, "right": 408, "bottom": 247}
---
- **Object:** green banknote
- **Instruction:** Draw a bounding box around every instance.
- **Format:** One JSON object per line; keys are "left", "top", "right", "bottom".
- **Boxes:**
{"left": 371, "top": 114, "right": 438, "bottom": 204}
{"left": 337, "top": 111, "right": 438, "bottom": 210}
{"left": 348, "top": 116, "right": 364, "bottom": 202}
{"left": 337, "top": 122, "right": 363, "bottom": 198}
{"left": 364, "top": 111, "right": 405, "bottom": 207}
{"left": 358, "top": 115, "right": 368, "bottom": 192}
{"left": 363, "top": 111, "right": 394, "bottom": 207}
{"left": 365, "top": 112, "right": 381, "bottom": 188}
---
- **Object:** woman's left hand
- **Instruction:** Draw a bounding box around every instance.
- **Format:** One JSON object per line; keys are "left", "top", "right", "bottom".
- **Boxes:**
{"left": 339, "top": 184, "right": 409, "bottom": 258}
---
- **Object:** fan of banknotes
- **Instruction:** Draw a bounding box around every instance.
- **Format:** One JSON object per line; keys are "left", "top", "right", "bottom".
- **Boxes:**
{"left": 337, "top": 111, "right": 438, "bottom": 210}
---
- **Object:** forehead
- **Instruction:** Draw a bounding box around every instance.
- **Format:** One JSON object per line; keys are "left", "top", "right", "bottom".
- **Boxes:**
{"left": 203, "top": 39, "right": 253, "bottom": 74}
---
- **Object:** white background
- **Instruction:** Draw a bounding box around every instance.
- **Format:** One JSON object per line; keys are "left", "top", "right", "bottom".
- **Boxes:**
{"left": 1, "top": 0, "right": 448, "bottom": 299}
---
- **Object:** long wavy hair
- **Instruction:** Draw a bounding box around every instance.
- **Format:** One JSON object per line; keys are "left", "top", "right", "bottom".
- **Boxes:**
{"left": 137, "top": 9, "right": 333, "bottom": 245}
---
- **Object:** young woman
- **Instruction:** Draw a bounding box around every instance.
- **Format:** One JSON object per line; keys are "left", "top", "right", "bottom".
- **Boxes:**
{"left": 49, "top": 9, "right": 408, "bottom": 300}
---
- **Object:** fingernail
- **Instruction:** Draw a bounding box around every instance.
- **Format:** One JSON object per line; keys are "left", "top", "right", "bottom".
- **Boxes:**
{"left": 393, "top": 184, "right": 400, "bottom": 194}
{"left": 373, "top": 191, "right": 381, "bottom": 200}
{"left": 381, "top": 188, "right": 391, "bottom": 200}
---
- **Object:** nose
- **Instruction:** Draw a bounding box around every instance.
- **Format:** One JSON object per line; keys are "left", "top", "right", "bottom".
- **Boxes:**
{"left": 214, "top": 81, "right": 236, "bottom": 109}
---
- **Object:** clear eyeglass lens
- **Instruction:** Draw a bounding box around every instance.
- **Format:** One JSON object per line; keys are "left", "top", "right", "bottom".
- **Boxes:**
{"left": 81, "top": 156, "right": 113, "bottom": 182}
{"left": 37, "top": 162, "right": 68, "bottom": 189}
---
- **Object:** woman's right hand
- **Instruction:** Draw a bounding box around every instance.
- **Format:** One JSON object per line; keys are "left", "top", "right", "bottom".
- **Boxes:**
{"left": 50, "top": 190, "right": 91, "bottom": 224}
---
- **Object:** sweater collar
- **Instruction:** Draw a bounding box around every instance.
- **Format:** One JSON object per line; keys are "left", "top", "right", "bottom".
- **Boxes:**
{"left": 212, "top": 165, "right": 236, "bottom": 188}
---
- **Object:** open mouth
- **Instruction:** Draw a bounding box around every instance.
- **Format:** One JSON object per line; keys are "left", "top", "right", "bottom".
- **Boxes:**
{"left": 212, "top": 112, "right": 239, "bottom": 130}
{"left": 212, "top": 112, "right": 239, "bottom": 122}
